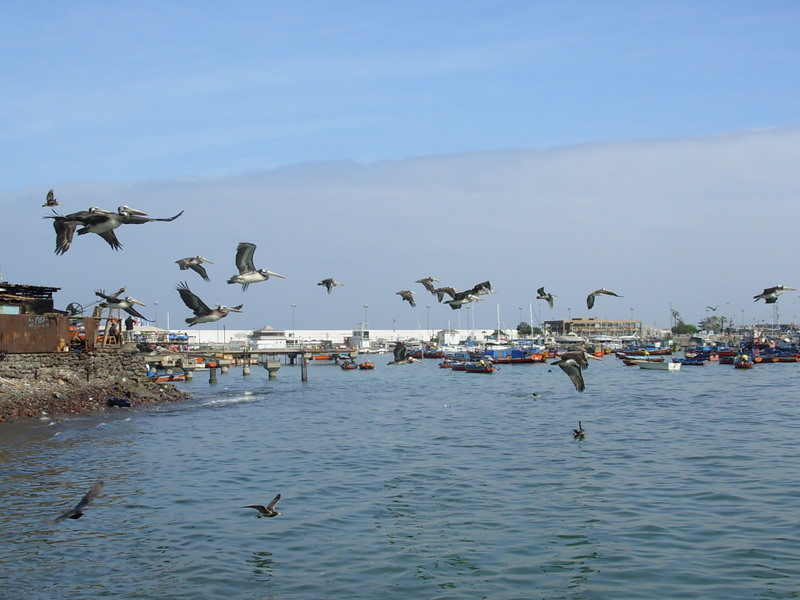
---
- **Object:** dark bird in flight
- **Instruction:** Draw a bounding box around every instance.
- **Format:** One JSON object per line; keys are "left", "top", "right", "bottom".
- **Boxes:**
{"left": 318, "top": 278, "right": 343, "bottom": 294}
{"left": 95, "top": 288, "right": 149, "bottom": 320}
{"left": 753, "top": 285, "right": 796, "bottom": 304}
{"left": 177, "top": 281, "right": 243, "bottom": 326}
{"left": 227, "top": 242, "right": 286, "bottom": 291}
{"left": 432, "top": 286, "right": 457, "bottom": 302}
{"left": 551, "top": 349, "right": 602, "bottom": 393}
{"left": 586, "top": 288, "right": 622, "bottom": 310}
{"left": 706, "top": 306, "right": 718, "bottom": 311}
{"left": 396, "top": 290, "right": 416, "bottom": 307}
{"left": 469, "top": 280, "right": 495, "bottom": 296}
{"left": 43, "top": 189, "right": 61, "bottom": 207}
{"left": 54, "top": 480, "right": 104, "bottom": 521}
{"left": 415, "top": 276, "right": 439, "bottom": 294}
{"left": 537, "top": 287, "right": 555, "bottom": 309}
{"left": 45, "top": 206, "right": 183, "bottom": 254}
{"left": 243, "top": 493, "right": 281, "bottom": 518}
{"left": 387, "top": 341, "right": 421, "bottom": 365}
{"left": 573, "top": 421, "right": 585, "bottom": 439}
{"left": 176, "top": 256, "right": 214, "bottom": 282}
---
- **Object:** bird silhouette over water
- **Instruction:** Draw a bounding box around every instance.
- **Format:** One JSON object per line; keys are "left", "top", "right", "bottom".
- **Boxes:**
{"left": 573, "top": 421, "right": 585, "bottom": 439}
{"left": 243, "top": 493, "right": 281, "bottom": 518}
{"left": 54, "top": 480, "right": 104, "bottom": 521}
{"left": 551, "top": 349, "right": 602, "bottom": 393}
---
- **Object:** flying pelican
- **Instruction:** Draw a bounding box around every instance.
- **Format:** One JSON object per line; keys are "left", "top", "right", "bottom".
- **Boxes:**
{"left": 444, "top": 290, "right": 484, "bottom": 310}
{"left": 176, "top": 256, "right": 214, "bottom": 282}
{"left": 573, "top": 422, "right": 585, "bottom": 439}
{"left": 415, "top": 276, "right": 439, "bottom": 295}
{"left": 318, "top": 278, "right": 343, "bottom": 294}
{"left": 387, "top": 341, "right": 421, "bottom": 365}
{"left": 754, "top": 285, "right": 796, "bottom": 304}
{"left": 227, "top": 242, "right": 286, "bottom": 291}
{"left": 537, "top": 287, "right": 555, "bottom": 309}
{"left": 551, "top": 348, "right": 602, "bottom": 393}
{"left": 706, "top": 305, "right": 718, "bottom": 311}
{"left": 42, "top": 189, "right": 60, "bottom": 207}
{"left": 45, "top": 206, "right": 183, "bottom": 254}
{"left": 242, "top": 493, "right": 281, "bottom": 518}
{"left": 432, "top": 286, "right": 457, "bottom": 302}
{"left": 95, "top": 288, "right": 149, "bottom": 320}
{"left": 54, "top": 481, "right": 104, "bottom": 522}
{"left": 470, "top": 280, "right": 495, "bottom": 295}
{"left": 586, "top": 288, "right": 622, "bottom": 310}
{"left": 177, "top": 281, "right": 243, "bottom": 326}
{"left": 396, "top": 290, "right": 416, "bottom": 307}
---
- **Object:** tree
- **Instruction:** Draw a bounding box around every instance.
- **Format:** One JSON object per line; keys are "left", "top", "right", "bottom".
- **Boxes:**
{"left": 672, "top": 321, "right": 697, "bottom": 335}
{"left": 516, "top": 322, "right": 542, "bottom": 337}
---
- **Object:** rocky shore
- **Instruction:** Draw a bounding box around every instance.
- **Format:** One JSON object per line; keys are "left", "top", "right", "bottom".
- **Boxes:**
{"left": 0, "top": 378, "right": 190, "bottom": 422}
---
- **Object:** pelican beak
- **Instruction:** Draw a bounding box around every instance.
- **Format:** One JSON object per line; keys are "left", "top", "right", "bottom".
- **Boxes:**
{"left": 121, "top": 206, "right": 149, "bottom": 216}
{"left": 227, "top": 306, "right": 244, "bottom": 313}
{"left": 200, "top": 257, "right": 214, "bottom": 264}
{"left": 268, "top": 271, "right": 286, "bottom": 279}
{"left": 130, "top": 297, "right": 147, "bottom": 306}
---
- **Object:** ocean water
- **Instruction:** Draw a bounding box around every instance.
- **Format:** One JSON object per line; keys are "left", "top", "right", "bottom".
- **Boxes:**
{"left": 1, "top": 356, "right": 799, "bottom": 599}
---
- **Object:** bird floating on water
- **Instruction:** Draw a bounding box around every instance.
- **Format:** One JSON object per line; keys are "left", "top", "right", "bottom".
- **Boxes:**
{"left": 176, "top": 256, "right": 214, "bottom": 282}
{"left": 753, "top": 285, "right": 796, "bottom": 304}
{"left": 54, "top": 480, "right": 104, "bottom": 522}
{"left": 227, "top": 242, "right": 285, "bottom": 291}
{"left": 415, "top": 276, "right": 439, "bottom": 295}
{"left": 396, "top": 290, "right": 416, "bottom": 307}
{"left": 586, "top": 288, "right": 622, "bottom": 310}
{"left": 177, "top": 281, "right": 243, "bottom": 326}
{"left": 243, "top": 493, "right": 281, "bottom": 518}
{"left": 95, "top": 288, "right": 149, "bottom": 320}
{"left": 537, "top": 287, "right": 556, "bottom": 309}
{"left": 318, "top": 278, "right": 343, "bottom": 294}
{"left": 42, "top": 189, "right": 60, "bottom": 207}
{"left": 573, "top": 421, "right": 585, "bottom": 439}
{"left": 45, "top": 206, "right": 184, "bottom": 254}
{"left": 551, "top": 348, "right": 602, "bottom": 393}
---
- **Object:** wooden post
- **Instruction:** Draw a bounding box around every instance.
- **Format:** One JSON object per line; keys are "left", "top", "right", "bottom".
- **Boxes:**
{"left": 209, "top": 365, "right": 218, "bottom": 383}
{"left": 301, "top": 353, "right": 308, "bottom": 382}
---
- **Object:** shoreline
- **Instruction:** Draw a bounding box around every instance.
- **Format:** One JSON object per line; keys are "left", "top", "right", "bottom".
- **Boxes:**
{"left": 0, "top": 379, "right": 190, "bottom": 423}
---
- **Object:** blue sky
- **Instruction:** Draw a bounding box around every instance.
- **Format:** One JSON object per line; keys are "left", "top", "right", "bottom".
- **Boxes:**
{"left": 2, "top": 1, "right": 799, "bottom": 334}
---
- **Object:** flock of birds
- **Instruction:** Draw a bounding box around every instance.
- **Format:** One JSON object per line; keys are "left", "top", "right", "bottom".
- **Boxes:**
{"left": 40, "top": 190, "right": 797, "bottom": 391}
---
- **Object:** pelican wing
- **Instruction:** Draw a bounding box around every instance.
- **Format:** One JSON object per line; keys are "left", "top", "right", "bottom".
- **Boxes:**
{"left": 553, "top": 358, "right": 586, "bottom": 393}
{"left": 177, "top": 282, "right": 212, "bottom": 316}
{"left": 393, "top": 342, "right": 408, "bottom": 362}
{"left": 189, "top": 263, "right": 211, "bottom": 282}
{"left": 235, "top": 242, "right": 257, "bottom": 273}
{"left": 97, "top": 230, "right": 123, "bottom": 251}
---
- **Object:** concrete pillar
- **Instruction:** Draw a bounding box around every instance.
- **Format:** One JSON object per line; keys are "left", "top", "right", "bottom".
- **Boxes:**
{"left": 300, "top": 354, "right": 308, "bottom": 382}
{"left": 265, "top": 359, "right": 281, "bottom": 380}
{"left": 209, "top": 366, "right": 218, "bottom": 384}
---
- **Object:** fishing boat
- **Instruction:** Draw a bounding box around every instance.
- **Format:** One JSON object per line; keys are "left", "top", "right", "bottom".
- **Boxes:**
{"left": 733, "top": 354, "right": 754, "bottom": 369}
{"left": 357, "top": 361, "right": 375, "bottom": 370}
{"left": 464, "top": 360, "right": 495, "bottom": 373}
{"left": 672, "top": 357, "right": 707, "bottom": 366}
{"left": 637, "top": 360, "right": 681, "bottom": 371}
{"left": 450, "top": 361, "right": 467, "bottom": 371}
{"left": 148, "top": 369, "right": 187, "bottom": 382}
{"left": 340, "top": 361, "right": 358, "bottom": 370}
{"left": 438, "top": 360, "right": 453, "bottom": 368}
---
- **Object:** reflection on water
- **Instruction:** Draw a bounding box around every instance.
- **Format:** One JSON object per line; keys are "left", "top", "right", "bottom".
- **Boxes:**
{"left": 1, "top": 359, "right": 800, "bottom": 599}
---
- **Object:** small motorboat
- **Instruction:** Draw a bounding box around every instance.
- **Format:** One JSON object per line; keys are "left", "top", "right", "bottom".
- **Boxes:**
{"left": 340, "top": 361, "right": 358, "bottom": 370}
{"left": 733, "top": 354, "right": 754, "bottom": 369}
{"left": 148, "top": 369, "right": 187, "bottom": 382}
{"left": 358, "top": 361, "right": 375, "bottom": 370}
{"left": 637, "top": 360, "right": 681, "bottom": 371}
{"left": 464, "top": 360, "right": 495, "bottom": 373}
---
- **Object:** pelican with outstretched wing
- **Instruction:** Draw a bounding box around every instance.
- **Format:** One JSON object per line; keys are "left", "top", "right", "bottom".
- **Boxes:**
{"left": 177, "top": 282, "right": 243, "bottom": 326}
{"left": 227, "top": 242, "right": 285, "bottom": 291}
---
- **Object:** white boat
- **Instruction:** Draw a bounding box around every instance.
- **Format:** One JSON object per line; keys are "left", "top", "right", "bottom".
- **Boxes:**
{"left": 637, "top": 360, "right": 681, "bottom": 371}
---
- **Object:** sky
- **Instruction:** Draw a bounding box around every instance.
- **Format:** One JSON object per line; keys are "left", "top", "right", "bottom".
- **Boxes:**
{"left": 1, "top": 1, "right": 799, "bottom": 334}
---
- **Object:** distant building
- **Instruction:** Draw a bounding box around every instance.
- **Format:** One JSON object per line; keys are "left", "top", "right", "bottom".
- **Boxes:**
{"left": 249, "top": 325, "right": 287, "bottom": 350}
{"left": 0, "top": 281, "right": 60, "bottom": 315}
{"left": 437, "top": 329, "right": 461, "bottom": 346}
{"left": 544, "top": 317, "right": 639, "bottom": 339}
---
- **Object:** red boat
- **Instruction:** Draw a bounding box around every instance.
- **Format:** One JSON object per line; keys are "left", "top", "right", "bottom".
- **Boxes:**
{"left": 465, "top": 360, "right": 495, "bottom": 373}
{"left": 358, "top": 361, "right": 375, "bottom": 370}
{"left": 733, "top": 354, "right": 754, "bottom": 369}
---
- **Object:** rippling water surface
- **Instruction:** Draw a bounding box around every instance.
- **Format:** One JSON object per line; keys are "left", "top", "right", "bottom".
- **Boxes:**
{"left": 1, "top": 357, "right": 799, "bottom": 599}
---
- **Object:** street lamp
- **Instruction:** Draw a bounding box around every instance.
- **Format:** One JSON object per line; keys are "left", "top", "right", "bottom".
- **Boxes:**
{"left": 154, "top": 300, "right": 159, "bottom": 329}
{"left": 363, "top": 304, "right": 369, "bottom": 328}
{"left": 291, "top": 303, "right": 296, "bottom": 338}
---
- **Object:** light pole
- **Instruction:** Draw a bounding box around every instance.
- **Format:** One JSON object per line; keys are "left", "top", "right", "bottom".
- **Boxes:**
{"left": 291, "top": 303, "right": 296, "bottom": 338}
{"left": 630, "top": 307, "right": 634, "bottom": 335}
{"left": 426, "top": 304, "right": 431, "bottom": 340}
{"left": 363, "top": 304, "right": 369, "bottom": 329}
{"left": 154, "top": 300, "right": 159, "bottom": 329}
